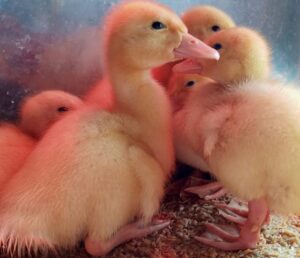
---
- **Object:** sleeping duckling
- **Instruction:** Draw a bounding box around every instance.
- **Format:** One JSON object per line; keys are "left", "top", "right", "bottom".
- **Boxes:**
{"left": 152, "top": 5, "right": 235, "bottom": 87}
{"left": 19, "top": 90, "right": 83, "bottom": 139}
{"left": 0, "top": 90, "right": 81, "bottom": 189}
{"left": 0, "top": 1, "right": 219, "bottom": 257}
{"left": 172, "top": 28, "right": 300, "bottom": 251}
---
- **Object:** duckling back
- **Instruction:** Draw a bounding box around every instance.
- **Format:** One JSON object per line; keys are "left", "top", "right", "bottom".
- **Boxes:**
{"left": 204, "top": 81, "right": 300, "bottom": 214}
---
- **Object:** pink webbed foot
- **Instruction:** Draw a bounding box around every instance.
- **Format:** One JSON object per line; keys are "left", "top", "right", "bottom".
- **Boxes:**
{"left": 185, "top": 181, "right": 228, "bottom": 200}
{"left": 215, "top": 199, "right": 249, "bottom": 225}
{"left": 215, "top": 199, "right": 270, "bottom": 226}
{"left": 85, "top": 219, "right": 170, "bottom": 256}
{"left": 195, "top": 198, "right": 269, "bottom": 251}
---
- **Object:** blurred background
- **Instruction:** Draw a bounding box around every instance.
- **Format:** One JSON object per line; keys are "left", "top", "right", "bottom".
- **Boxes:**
{"left": 0, "top": 0, "right": 299, "bottom": 121}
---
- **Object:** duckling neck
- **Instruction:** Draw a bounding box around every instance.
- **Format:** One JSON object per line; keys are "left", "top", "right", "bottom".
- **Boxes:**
{"left": 107, "top": 63, "right": 174, "bottom": 173}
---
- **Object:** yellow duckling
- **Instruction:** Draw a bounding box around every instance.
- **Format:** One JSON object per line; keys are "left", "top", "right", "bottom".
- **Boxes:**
{"left": 19, "top": 90, "right": 83, "bottom": 139}
{"left": 0, "top": 90, "right": 82, "bottom": 189}
{"left": 0, "top": 1, "right": 219, "bottom": 257}
{"left": 172, "top": 28, "right": 300, "bottom": 251}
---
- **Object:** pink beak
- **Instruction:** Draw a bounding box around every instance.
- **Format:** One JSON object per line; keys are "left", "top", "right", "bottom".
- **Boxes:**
{"left": 173, "top": 33, "right": 220, "bottom": 60}
{"left": 172, "top": 59, "right": 203, "bottom": 74}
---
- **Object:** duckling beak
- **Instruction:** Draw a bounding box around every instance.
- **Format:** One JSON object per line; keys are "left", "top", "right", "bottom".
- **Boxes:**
{"left": 172, "top": 59, "right": 203, "bottom": 74}
{"left": 174, "top": 33, "right": 220, "bottom": 60}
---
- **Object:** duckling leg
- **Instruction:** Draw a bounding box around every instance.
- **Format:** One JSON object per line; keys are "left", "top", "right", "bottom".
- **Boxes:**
{"left": 85, "top": 219, "right": 170, "bottom": 256}
{"left": 195, "top": 198, "right": 269, "bottom": 250}
{"left": 185, "top": 181, "right": 227, "bottom": 200}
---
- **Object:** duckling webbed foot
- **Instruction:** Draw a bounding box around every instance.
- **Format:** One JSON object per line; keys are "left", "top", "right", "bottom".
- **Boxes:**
{"left": 185, "top": 181, "right": 227, "bottom": 200}
{"left": 195, "top": 198, "right": 269, "bottom": 250}
{"left": 215, "top": 199, "right": 248, "bottom": 225}
{"left": 85, "top": 219, "right": 170, "bottom": 256}
{"left": 215, "top": 198, "right": 270, "bottom": 225}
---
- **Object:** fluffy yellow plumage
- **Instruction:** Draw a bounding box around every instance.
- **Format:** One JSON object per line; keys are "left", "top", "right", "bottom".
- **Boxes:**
{"left": 172, "top": 27, "right": 300, "bottom": 250}
{"left": 0, "top": 1, "right": 218, "bottom": 256}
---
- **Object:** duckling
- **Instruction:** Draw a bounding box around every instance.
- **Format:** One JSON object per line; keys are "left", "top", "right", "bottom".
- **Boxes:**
{"left": 177, "top": 79, "right": 300, "bottom": 251}
{"left": 0, "top": 90, "right": 82, "bottom": 187}
{"left": 172, "top": 27, "right": 271, "bottom": 200}
{"left": 181, "top": 5, "right": 235, "bottom": 41}
{"left": 167, "top": 73, "right": 214, "bottom": 112}
{"left": 174, "top": 27, "right": 271, "bottom": 82}
{"left": 19, "top": 90, "right": 83, "bottom": 139}
{"left": 152, "top": 5, "right": 235, "bottom": 87}
{"left": 0, "top": 1, "right": 219, "bottom": 256}
{"left": 173, "top": 28, "right": 296, "bottom": 250}
{"left": 85, "top": 4, "right": 220, "bottom": 110}
{"left": 167, "top": 73, "right": 227, "bottom": 200}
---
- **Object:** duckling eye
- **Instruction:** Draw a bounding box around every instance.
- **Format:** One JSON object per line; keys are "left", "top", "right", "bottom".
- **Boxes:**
{"left": 57, "top": 106, "right": 69, "bottom": 112}
{"left": 185, "top": 80, "right": 195, "bottom": 87}
{"left": 213, "top": 43, "right": 222, "bottom": 50}
{"left": 151, "top": 21, "right": 166, "bottom": 30}
{"left": 211, "top": 25, "right": 220, "bottom": 32}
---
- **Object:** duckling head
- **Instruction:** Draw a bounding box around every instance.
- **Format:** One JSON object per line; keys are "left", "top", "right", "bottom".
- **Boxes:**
{"left": 173, "top": 27, "right": 271, "bottom": 86}
{"left": 19, "top": 90, "right": 83, "bottom": 138}
{"left": 182, "top": 5, "right": 235, "bottom": 41}
{"left": 168, "top": 73, "right": 213, "bottom": 111}
{"left": 103, "top": 1, "right": 219, "bottom": 71}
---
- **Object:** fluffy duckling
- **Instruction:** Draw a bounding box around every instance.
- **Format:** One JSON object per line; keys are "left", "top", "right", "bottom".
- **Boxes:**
{"left": 167, "top": 73, "right": 213, "bottom": 112}
{"left": 181, "top": 5, "right": 235, "bottom": 41}
{"left": 175, "top": 79, "right": 300, "bottom": 251}
{"left": 152, "top": 5, "right": 235, "bottom": 87}
{"left": 167, "top": 73, "right": 226, "bottom": 200}
{"left": 87, "top": 4, "right": 220, "bottom": 107}
{"left": 174, "top": 27, "right": 271, "bottom": 82}
{"left": 172, "top": 28, "right": 292, "bottom": 250}
{"left": 172, "top": 27, "right": 271, "bottom": 200}
{"left": 19, "top": 90, "right": 83, "bottom": 139}
{"left": 0, "top": 1, "right": 219, "bottom": 256}
{"left": 0, "top": 90, "right": 82, "bottom": 187}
